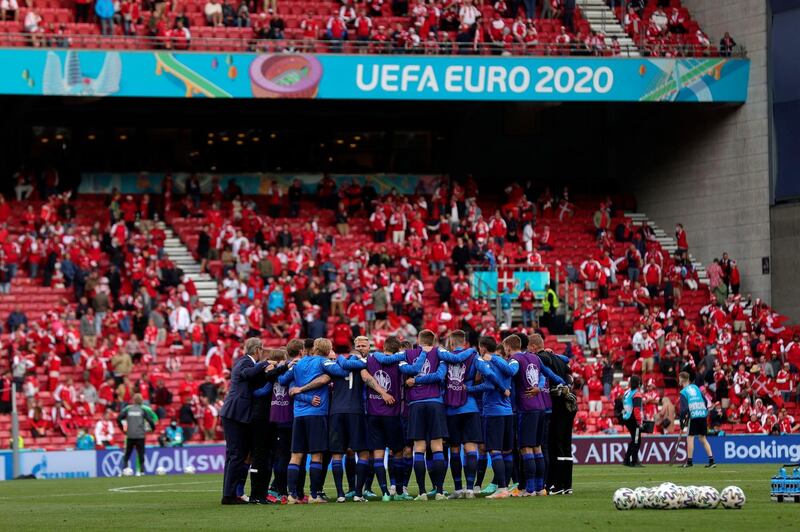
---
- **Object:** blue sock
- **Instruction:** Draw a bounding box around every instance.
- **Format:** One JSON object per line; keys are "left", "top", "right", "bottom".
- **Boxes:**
{"left": 465, "top": 451, "right": 478, "bottom": 490}
{"left": 332, "top": 459, "right": 345, "bottom": 497}
{"left": 356, "top": 459, "right": 370, "bottom": 497}
{"left": 297, "top": 466, "right": 307, "bottom": 498}
{"left": 373, "top": 459, "right": 388, "bottom": 495}
{"left": 534, "top": 453, "right": 545, "bottom": 492}
{"left": 413, "top": 452, "right": 427, "bottom": 494}
{"left": 450, "top": 450, "right": 463, "bottom": 491}
{"left": 388, "top": 456, "right": 397, "bottom": 488}
{"left": 432, "top": 451, "right": 446, "bottom": 493}
{"left": 287, "top": 464, "right": 300, "bottom": 498}
{"left": 503, "top": 454, "right": 514, "bottom": 487}
{"left": 402, "top": 457, "right": 413, "bottom": 490}
{"left": 522, "top": 453, "right": 536, "bottom": 493}
{"left": 476, "top": 453, "right": 488, "bottom": 487}
{"left": 490, "top": 452, "right": 505, "bottom": 489}
{"left": 426, "top": 457, "right": 434, "bottom": 490}
{"left": 309, "top": 461, "right": 324, "bottom": 499}
{"left": 364, "top": 458, "right": 375, "bottom": 493}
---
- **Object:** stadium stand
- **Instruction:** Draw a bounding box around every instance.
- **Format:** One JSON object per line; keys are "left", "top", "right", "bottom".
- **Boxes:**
{"left": 0, "top": 174, "right": 798, "bottom": 452}
{"left": 0, "top": 0, "right": 737, "bottom": 57}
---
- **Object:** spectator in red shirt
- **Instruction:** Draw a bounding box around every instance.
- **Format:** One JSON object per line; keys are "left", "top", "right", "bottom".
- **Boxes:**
{"left": 517, "top": 281, "right": 536, "bottom": 328}
{"left": 746, "top": 413, "right": 764, "bottom": 434}
{"left": 332, "top": 317, "right": 352, "bottom": 353}
{"left": 325, "top": 9, "right": 348, "bottom": 51}
{"left": 429, "top": 233, "right": 447, "bottom": 273}
{"left": 587, "top": 375, "right": 603, "bottom": 413}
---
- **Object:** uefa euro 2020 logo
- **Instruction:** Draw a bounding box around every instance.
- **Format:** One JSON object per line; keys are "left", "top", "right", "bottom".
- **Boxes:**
{"left": 525, "top": 364, "right": 540, "bottom": 388}
{"left": 374, "top": 370, "right": 392, "bottom": 391}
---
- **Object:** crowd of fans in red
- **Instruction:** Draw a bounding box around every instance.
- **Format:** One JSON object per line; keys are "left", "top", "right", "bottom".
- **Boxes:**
{"left": 0, "top": 0, "right": 734, "bottom": 57}
{"left": 0, "top": 171, "right": 797, "bottom": 451}
{"left": 613, "top": 0, "right": 738, "bottom": 57}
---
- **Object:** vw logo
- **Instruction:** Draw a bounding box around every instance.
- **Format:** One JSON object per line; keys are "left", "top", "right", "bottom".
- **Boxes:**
{"left": 101, "top": 451, "right": 124, "bottom": 477}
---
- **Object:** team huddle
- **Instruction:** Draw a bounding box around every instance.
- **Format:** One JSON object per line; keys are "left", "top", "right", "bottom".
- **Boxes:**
{"left": 219, "top": 330, "right": 576, "bottom": 505}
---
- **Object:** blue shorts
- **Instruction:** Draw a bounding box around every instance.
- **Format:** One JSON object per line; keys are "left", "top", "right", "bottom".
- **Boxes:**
{"left": 291, "top": 415, "right": 328, "bottom": 454}
{"left": 446, "top": 412, "right": 483, "bottom": 445}
{"left": 400, "top": 416, "right": 413, "bottom": 447}
{"left": 484, "top": 415, "right": 514, "bottom": 451}
{"left": 517, "top": 411, "right": 545, "bottom": 448}
{"left": 328, "top": 413, "right": 368, "bottom": 453}
{"left": 407, "top": 402, "right": 448, "bottom": 442}
{"left": 367, "top": 415, "right": 404, "bottom": 452}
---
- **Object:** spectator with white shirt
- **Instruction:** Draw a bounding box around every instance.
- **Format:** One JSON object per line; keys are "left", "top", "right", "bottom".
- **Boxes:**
{"left": 24, "top": 8, "right": 45, "bottom": 47}
{"left": 169, "top": 302, "right": 191, "bottom": 339}
{"left": 1, "top": 0, "right": 19, "bottom": 22}
{"left": 94, "top": 410, "right": 116, "bottom": 447}
{"left": 205, "top": 0, "right": 223, "bottom": 27}
{"left": 458, "top": 0, "right": 480, "bottom": 28}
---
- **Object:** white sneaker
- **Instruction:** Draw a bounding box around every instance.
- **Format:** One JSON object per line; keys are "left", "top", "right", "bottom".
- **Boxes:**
{"left": 447, "top": 490, "right": 464, "bottom": 500}
{"left": 336, "top": 496, "right": 346, "bottom": 503}
{"left": 135, "top": 472, "right": 143, "bottom": 477}
{"left": 434, "top": 492, "right": 447, "bottom": 501}
{"left": 308, "top": 496, "right": 327, "bottom": 504}
{"left": 353, "top": 496, "right": 368, "bottom": 503}
{"left": 403, "top": 487, "right": 410, "bottom": 496}
{"left": 388, "top": 485, "right": 397, "bottom": 497}
{"left": 414, "top": 493, "right": 428, "bottom": 501}
{"left": 464, "top": 490, "right": 475, "bottom": 499}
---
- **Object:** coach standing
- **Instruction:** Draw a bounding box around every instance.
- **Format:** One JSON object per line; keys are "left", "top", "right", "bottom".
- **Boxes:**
{"left": 529, "top": 334, "right": 576, "bottom": 495}
{"left": 220, "top": 337, "right": 270, "bottom": 505}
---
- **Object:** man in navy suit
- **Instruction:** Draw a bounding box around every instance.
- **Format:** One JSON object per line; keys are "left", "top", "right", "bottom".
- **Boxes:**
{"left": 220, "top": 337, "right": 284, "bottom": 504}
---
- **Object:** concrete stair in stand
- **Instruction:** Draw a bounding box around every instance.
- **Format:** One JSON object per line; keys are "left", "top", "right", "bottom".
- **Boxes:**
{"left": 577, "top": 0, "right": 640, "bottom": 56}
{"left": 161, "top": 222, "right": 218, "bottom": 305}
{"left": 623, "top": 211, "right": 709, "bottom": 287}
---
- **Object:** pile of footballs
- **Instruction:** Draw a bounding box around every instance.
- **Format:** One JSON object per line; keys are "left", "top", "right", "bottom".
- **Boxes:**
{"left": 613, "top": 483, "right": 746, "bottom": 510}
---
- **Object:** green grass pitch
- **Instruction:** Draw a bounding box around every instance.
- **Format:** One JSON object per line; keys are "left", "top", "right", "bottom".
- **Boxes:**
{"left": 0, "top": 465, "right": 797, "bottom": 531}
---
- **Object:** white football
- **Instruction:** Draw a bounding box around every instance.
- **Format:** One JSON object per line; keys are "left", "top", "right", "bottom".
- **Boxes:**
{"left": 694, "top": 486, "right": 720, "bottom": 509}
{"left": 155, "top": 466, "right": 167, "bottom": 476}
{"left": 683, "top": 486, "right": 699, "bottom": 508}
{"left": 719, "top": 486, "right": 746, "bottom": 509}
{"left": 184, "top": 465, "right": 196, "bottom": 475}
{"left": 633, "top": 487, "right": 651, "bottom": 508}
{"left": 645, "top": 487, "right": 663, "bottom": 509}
{"left": 122, "top": 467, "right": 134, "bottom": 477}
{"left": 655, "top": 485, "right": 681, "bottom": 509}
{"left": 673, "top": 485, "right": 688, "bottom": 508}
{"left": 613, "top": 488, "right": 637, "bottom": 510}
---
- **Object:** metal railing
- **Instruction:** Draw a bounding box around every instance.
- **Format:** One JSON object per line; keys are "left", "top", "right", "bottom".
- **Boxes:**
{"left": 0, "top": 32, "right": 746, "bottom": 58}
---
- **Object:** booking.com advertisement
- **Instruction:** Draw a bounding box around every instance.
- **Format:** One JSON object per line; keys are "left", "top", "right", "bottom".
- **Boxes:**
{"left": 1, "top": 436, "right": 797, "bottom": 480}
{"left": 0, "top": 49, "right": 749, "bottom": 102}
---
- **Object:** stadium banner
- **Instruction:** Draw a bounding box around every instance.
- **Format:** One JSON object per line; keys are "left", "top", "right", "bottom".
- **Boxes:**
{"left": 0, "top": 49, "right": 749, "bottom": 102}
{"left": 95, "top": 444, "right": 225, "bottom": 477}
{"left": 78, "top": 172, "right": 437, "bottom": 196}
{"left": 472, "top": 269, "right": 549, "bottom": 298}
{"left": 1, "top": 435, "right": 798, "bottom": 480}
{"left": 0, "top": 449, "right": 98, "bottom": 479}
{"left": 573, "top": 434, "right": 800, "bottom": 465}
